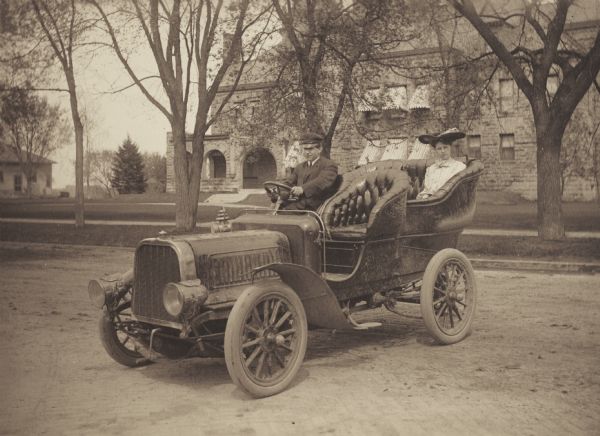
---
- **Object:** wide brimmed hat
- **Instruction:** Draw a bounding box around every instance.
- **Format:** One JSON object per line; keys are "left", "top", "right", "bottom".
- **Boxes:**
{"left": 418, "top": 127, "right": 465, "bottom": 145}
{"left": 299, "top": 132, "right": 324, "bottom": 145}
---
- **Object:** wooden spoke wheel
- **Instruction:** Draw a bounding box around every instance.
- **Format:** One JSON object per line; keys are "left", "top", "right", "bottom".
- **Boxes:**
{"left": 99, "top": 301, "right": 150, "bottom": 367}
{"left": 420, "top": 249, "right": 478, "bottom": 344}
{"left": 224, "top": 283, "right": 307, "bottom": 398}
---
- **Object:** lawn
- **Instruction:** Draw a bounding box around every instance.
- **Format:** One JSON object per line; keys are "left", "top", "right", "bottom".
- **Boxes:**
{"left": 1, "top": 190, "right": 599, "bottom": 261}
{"left": 2, "top": 190, "right": 599, "bottom": 231}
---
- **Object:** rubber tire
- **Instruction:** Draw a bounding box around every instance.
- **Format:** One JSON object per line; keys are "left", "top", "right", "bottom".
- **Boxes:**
{"left": 224, "top": 282, "right": 308, "bottom": 398}
{"left": 99, "top": 307, "right": 150, "bottom": 368}
{"left": 420, "top": 248, "right": 478, "bottom": 345}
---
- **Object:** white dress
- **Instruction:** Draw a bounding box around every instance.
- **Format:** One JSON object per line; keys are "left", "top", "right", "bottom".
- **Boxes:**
{"left": 418, "top": 158, "right": 466, "bottom": 198}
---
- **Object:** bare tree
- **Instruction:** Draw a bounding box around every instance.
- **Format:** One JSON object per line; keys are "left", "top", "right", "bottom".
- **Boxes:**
{"left": 89, "top": 0, "right": 272, "bottom": 230}
{"left": 29, "top": 0, "right": 92, "bottom": 226}
{"left": 142, "top": 152, "right": 167, "bottom": 193}
{"left": 0, "top": 86, "right": 70, "bottom": 197}
{"left": 447, "top": 0, "right": 600, "bottom": 240}
{"left": 87, "top": 149, "right": 116, "bottom": 196}
{"left": 81, "top": 105, "right": 99, "bottom": 190}
{"left": 271, "top": 0, "right": 415, "bottom": 157}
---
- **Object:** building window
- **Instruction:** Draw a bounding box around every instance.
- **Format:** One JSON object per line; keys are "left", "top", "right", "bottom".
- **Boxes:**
{"left": 499, "top": 78, "right": 514, "bottom": 113}
{"left": 46, "top": 175, "right": 51, "bottom": 188}
{"left": 451, "top": 141, "right": 462, "bottom": 158}
{"left": 382, "top": 85, "right": 408, "bottom": 111}
{"left": 0, "top": 170, "right": 3, "bottom": 183}
{"left": 247, "top": 98, "right": 260, "bottom": 120}
{"left": 14, "top": 174, "right": 22, "bottom": 192}
{"left": 500, "top": 134, "right": 515, "bottom": 161}
{"left": 408, "top": 84, "right": 431, "bottom": 110}
{"left": 467, "top": 135, "right": 482, "bottom": 159}
{"left": 357, "top": 88, "right": 380, "bottom": 112}
{"left": 208, "top": 150, "right": 226, "bottom": 179}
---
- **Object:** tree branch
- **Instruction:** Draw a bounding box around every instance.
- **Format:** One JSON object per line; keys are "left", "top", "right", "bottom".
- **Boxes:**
{"left": 447, "top": 0, "right": 533, "bottom": 100}
{"left": 89, "top": 0, "right": 172, "bottom": 122}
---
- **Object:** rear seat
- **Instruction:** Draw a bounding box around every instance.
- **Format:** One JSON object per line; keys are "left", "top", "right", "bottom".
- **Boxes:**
{"left": 319, "top": 158, "right": 484, "bottom": 240}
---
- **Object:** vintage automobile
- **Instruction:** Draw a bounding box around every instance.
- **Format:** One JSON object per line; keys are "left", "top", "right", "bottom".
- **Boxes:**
{"left": 88, "top": 157, "right": 484, "bottom": 398}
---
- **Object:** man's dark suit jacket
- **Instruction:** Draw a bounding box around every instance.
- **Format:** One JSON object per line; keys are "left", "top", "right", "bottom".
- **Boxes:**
{"left": 284, "top": 156, "right": 338, "bottom": 211}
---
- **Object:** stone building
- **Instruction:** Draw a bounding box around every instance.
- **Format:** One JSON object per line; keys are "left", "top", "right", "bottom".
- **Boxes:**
{"left": 167, "top": 2, "right": 600, "bottom": 201}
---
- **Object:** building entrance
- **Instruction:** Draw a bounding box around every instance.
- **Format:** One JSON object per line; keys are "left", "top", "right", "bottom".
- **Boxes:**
{"left": 242, "top": 148, "right": 277, "bottom": 189}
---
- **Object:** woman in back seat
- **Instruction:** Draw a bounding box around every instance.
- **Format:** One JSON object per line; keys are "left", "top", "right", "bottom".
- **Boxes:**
{"left": 416, "top": 128, "right": 466, "bottom": 200}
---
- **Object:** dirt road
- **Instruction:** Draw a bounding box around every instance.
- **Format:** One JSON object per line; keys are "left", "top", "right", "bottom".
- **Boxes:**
{"left": 1, "top": 242, "right": 599, "bottom": 435}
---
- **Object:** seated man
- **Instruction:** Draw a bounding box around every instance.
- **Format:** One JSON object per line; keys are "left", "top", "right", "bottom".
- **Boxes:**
{"left": 280, "top": 132, "right": 339, "bottom": 211}
{"left": 416, "top": 128, "right": 466, "bottom": 199}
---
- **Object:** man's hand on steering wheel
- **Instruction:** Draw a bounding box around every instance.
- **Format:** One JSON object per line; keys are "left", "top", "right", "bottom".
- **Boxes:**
{"left": 290, "top": 186, "right": 303, "bottom": 197}
{"left": 263, "top": 181, "right": 298, "bottom": 203}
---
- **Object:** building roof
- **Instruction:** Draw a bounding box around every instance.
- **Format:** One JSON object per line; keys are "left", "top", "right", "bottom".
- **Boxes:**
{"left": 0, "top": 148, "right": 54, "bottom": 164}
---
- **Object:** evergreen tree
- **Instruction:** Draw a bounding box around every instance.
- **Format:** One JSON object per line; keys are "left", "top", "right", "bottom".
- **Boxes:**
{"left": 111, "top": 136, "right": 146, "bottom": 194}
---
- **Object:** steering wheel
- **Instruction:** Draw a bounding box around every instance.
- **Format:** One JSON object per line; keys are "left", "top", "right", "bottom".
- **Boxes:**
{"left": 263, "top": 181, "right": 297, "bottom": 202}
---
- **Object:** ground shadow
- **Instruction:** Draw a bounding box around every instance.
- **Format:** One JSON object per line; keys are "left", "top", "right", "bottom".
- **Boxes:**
{"left": 127, "top": 307, "right": 435, "bottom": 392}
{"left": 305, "top": 307, "right": 432, "bottom": 363}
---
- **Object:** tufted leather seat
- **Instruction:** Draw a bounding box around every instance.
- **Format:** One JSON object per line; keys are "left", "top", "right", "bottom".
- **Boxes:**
{"left": 401, "top": 159, "right": 429, "bottom": 199}
{"left": 319, "top": 158, "right": 484, "bottom": 241}
{"left": 320, "top": 162, "right": 411, "bottom": 240}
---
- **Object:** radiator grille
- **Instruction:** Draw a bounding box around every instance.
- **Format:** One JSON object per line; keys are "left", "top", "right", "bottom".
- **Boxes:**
{"left": 132, "top": 244, "right": 181, "bottom": 322}
{"left": 206, "top": 247, "right": 289, "bottom": 289}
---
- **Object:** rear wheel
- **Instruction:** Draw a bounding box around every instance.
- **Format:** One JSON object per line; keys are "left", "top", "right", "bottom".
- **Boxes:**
{"left": 420, "top": 249, "right": 477, "bottom": 344}
{"left": 99, "top": 302, "right": 150, "bottom": 367}
{"left": 224, "top": 283, "right": 308, "bottom": 398}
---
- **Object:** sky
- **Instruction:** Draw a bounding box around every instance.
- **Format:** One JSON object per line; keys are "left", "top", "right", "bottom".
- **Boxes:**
{"left": 50, "top": 51, "right": 172, "bottom": 189}
{"left": 48, "top": 8, "right": 276, "bottom": 190}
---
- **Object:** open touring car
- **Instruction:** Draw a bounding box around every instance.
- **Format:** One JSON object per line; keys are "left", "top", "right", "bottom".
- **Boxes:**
{"left": 88, "top": 157, "right": 484, "bottom": 397}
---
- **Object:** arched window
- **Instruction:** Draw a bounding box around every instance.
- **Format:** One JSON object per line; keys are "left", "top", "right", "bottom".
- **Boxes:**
{"left": 208, "top": 150, "right": 226, "bottom": 179}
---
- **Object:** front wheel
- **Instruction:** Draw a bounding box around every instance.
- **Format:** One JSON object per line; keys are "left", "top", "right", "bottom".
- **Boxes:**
{"left": 224, "top": 282, "right": 308, "bottom": 398}
{"left": 420, "top": 249, "right": 478, "bottom": 344}
{"left": 99, "top": 302, "right": 150, "bottom": 367}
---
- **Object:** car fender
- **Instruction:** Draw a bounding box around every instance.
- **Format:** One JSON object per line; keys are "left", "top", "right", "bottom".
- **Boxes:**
{"left": 253, "top": 263, "right": 352, "bottom": 330}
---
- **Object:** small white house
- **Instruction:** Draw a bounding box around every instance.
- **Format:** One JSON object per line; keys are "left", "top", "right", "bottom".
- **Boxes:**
{"left": 0, "top": 149, "right": 54, "bottom": 197}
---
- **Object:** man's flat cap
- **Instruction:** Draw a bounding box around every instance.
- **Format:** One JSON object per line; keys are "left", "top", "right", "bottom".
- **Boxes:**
{"left": 299, "top": 132, "right": 324, "bottom": 145}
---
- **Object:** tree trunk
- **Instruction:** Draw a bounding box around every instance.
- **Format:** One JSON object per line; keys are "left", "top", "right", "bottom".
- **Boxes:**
{"left": 536, "top": 127, "right": 565, "bottom": 240}
{"left": 300, "top": 68, "right": 326, "bottom": 153}
{"left": 66, "top": 72, "right": 85, "bottom": 227}
{"left": 26, "top": 175, "right": 33, "bottom": 198}
{"left": 171, "top": 124, "right": 201, "bottom": 232}
{"left": 594, "top": 134, "right": 600, "bottom": 205}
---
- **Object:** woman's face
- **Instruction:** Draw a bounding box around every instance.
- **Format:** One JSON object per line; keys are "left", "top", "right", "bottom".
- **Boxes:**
{"left": 434, "top": 142, "right": 452, "bottom": 161}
